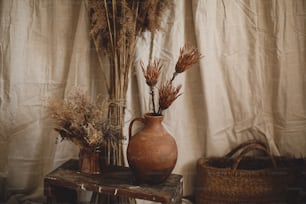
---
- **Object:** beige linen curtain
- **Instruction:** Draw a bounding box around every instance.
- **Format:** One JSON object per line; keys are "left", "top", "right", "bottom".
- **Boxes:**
{"left": 1, "top": 0, "right": 306, "bottom": 203}
{"left": 0, "top": 0, "right": 103, "bottom": 202}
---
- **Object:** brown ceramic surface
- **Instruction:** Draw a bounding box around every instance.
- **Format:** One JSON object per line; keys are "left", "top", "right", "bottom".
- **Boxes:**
{"left": 127, "top": 113, "right": 178, "bottom": 184}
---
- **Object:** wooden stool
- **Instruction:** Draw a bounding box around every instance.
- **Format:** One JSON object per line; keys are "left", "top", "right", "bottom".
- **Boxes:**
{"left": 44, "top": 159, "right": 183, "bottom": 204}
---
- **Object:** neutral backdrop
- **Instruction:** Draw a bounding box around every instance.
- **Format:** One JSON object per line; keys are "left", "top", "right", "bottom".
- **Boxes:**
{"left": 1, "top": 0, "right": 306, "bottom": 203}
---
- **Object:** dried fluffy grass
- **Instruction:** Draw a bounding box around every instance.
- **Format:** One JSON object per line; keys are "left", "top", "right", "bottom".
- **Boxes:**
{"left": 47, "top": 89, "right": 112, "bottom": 148}
{"left": 89, "top": 0, "right": 173, "bottom": 50}
{"left": 88, "top": 0, "right": 173, "bottom": 98}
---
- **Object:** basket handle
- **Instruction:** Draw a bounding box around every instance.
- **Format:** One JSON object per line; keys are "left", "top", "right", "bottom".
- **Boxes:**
{"left": 224, "top": 139, "right": 268, "bottom": 158}
{"left": 232, "top": 143, "right": 277, "bottom": 171}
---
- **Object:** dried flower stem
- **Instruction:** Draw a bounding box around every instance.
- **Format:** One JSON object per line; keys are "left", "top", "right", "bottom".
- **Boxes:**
{"left": 91, "top": 35, "right": 110, "bottom": 94}
{"left": 150, "top": 87, "right": 156, "bottom": 114}
{"left": 170, "top": 72, "right": 178, "bottom": 83}
{"left": 149, "top": 32, "right": 155, "bottom": 61}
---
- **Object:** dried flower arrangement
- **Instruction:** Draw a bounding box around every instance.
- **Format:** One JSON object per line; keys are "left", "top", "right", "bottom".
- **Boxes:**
{"left": 141, "top": 45, "right": 203, "bottom": 115}
{"left": 87, "top": 0, "right": 173, "bottom": 166}
{"left": 47, "top": 89, "right": 112, "bottom": 149}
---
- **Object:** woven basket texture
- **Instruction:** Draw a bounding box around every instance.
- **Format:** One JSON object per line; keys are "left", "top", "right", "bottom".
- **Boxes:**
{"left": 195, "top": 140, "right": 306, "bottom": 204}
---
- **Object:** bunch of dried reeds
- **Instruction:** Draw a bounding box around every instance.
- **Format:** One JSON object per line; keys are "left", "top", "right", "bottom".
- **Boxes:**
{"left": 47, "top": 89, "right": 111, "bottom": 148}
{"left": 87, "top": 0, "right": 173, "bottom": 167}
{"left": 88, "top": 0, "right": 173, "bottom": 98}
{"left": 142, "top": 44, "right": 203, "bottom": 115}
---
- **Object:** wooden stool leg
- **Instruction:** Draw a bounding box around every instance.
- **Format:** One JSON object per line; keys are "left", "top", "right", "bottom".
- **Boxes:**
{"left": 90, "top": 192, "right": 99, "bottom": 204}
{"left": 44, "top": 182, "right": 77, "bottom": 204}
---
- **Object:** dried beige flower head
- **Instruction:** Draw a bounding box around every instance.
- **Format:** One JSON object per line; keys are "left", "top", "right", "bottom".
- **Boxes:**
{"left": 141, "top": 60, "right": 162, "bottom": 87}
{"left": 158, "top": 81, "right": 182, "bottom": 113}
{"left": 175, "top": 45, "right": 203, "bottom": 74}
{"left": 84, "top": 123, "right": 104, "bottom": 146}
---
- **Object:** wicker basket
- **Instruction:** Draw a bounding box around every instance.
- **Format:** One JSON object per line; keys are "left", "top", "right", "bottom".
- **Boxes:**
{"left": 195, "top": 140, "right": 298, "bottom": 204}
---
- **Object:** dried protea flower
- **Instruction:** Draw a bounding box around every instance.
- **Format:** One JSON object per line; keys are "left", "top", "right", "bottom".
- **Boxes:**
{"left": 175, "top": 45, "right": 203, "bottom": 73}
{"left": 158, "top": 81, "right": 182, "bottom": 114}
{"left": 141, "top": 60, "right": 162, "bottom": 114}
{"left": 141, "top": 60, "right": 162, "bottom": 87}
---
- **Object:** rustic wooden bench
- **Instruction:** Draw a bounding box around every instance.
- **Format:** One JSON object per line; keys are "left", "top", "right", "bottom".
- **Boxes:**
{"left": 44, "top": 159, "right": 183, "bottom": 204}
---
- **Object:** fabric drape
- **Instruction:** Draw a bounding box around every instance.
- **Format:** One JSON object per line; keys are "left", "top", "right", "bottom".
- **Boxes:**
{"left": 0, "top": 0, "right": 103, "bottom": 202}
{"left": 0, "top": 0, "right": 305, "bottom": 203}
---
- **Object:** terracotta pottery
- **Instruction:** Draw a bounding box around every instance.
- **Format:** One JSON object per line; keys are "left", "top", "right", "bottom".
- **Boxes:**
{"left": 79, "top": 147, "right": 101, "bottom": 174}
{"left": 127, "top": 113, "right": 178, "bottom": 184}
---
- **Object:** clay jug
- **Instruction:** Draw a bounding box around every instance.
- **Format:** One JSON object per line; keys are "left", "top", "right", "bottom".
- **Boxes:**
{"left": 127, "top": 113, "right": 178, "bottom": 184}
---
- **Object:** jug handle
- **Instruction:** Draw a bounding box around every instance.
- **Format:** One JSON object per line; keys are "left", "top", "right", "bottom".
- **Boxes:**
{"left": 129, "top": 117, "right": 145, "bottom": 141}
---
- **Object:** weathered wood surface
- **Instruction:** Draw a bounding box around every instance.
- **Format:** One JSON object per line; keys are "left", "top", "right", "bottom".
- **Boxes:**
{"left": 44, "top": 159, "right": 183, "bottom": 204}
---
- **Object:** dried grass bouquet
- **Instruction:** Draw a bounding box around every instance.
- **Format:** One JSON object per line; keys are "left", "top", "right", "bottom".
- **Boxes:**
{"left": 88, "top": 0, "right": 173, "bottom": 99}
{"left": 142, "top": 44, "right": 203, "bottom": 115}
{"left": 47, "top": 89, "right": 110, "bottom": 149}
